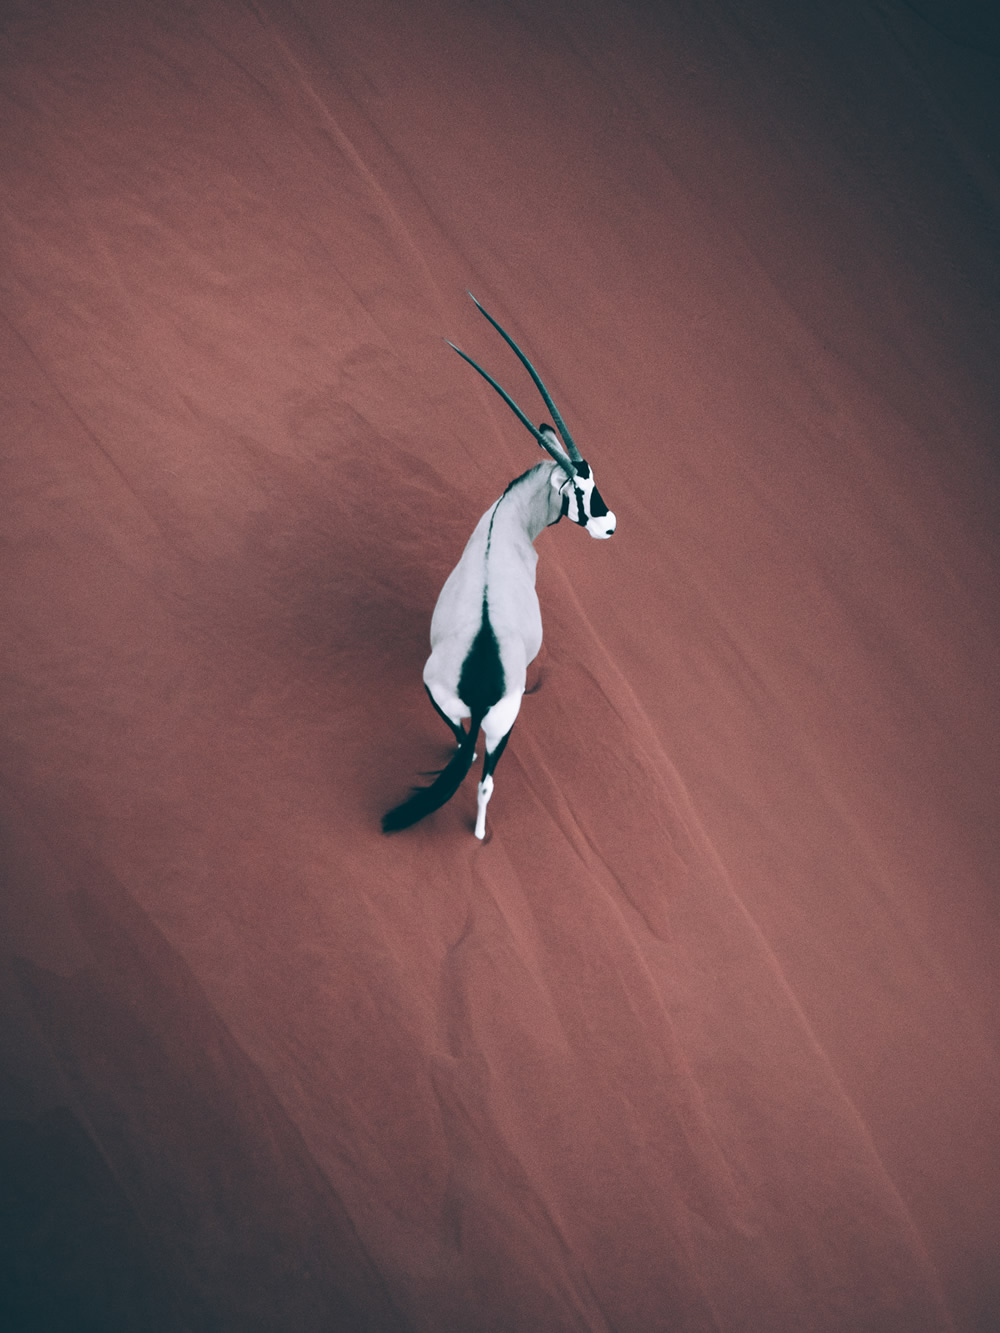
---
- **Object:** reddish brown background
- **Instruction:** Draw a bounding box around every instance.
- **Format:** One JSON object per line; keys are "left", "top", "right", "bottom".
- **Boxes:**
{"left": 2, "top": 1, "right": 998, "bottom": 1329}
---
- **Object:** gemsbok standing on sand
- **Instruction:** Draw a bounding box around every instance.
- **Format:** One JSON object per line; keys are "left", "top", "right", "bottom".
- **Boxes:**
{"left": 382, "top": 293, "right": 616, "bottom": 839}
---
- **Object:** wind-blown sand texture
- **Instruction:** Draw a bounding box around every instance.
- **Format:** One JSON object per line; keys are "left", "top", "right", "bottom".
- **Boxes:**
{"left": 2, "top": 2, "right": 998, "bottom": 1329}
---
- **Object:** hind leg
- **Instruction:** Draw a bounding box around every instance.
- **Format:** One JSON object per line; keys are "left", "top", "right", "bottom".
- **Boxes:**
{"left": 474, "top": 730, "right": 513, "bottom": 840}
{"left": 474, "top": 693, "right": 522, "bottom": 840}
{"left": 424, "top": 683, "right": 466, "bottom": 746}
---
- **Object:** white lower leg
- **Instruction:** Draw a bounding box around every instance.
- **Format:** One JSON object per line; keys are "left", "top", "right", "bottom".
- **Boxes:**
{"left": 474, "top": 774, "right": 494, "bottom": 840}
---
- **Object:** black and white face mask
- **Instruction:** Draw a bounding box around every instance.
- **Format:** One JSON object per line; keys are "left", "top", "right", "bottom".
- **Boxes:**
{"left": 551, "top": 457, "right": 616, "bottom": 539}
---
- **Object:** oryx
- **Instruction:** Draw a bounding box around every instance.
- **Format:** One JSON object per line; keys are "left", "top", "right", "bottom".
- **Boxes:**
{"left": 382, "top": 293, "right": 615, "bottom": 839}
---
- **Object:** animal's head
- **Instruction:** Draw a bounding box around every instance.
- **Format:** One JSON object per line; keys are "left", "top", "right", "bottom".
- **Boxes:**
{"left": 540, "top": 426, "right": 615, "bottom": 539}
{"left": 447, "top": 293, "right": 616, "bottom": 540}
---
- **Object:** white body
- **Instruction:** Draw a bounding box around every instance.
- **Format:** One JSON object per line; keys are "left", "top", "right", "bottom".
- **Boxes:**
{"left": 423, "top": 462, "right": 563, "bottom": 836}
{"left": 381, "top": 293, "right": 615, "bottom": 840}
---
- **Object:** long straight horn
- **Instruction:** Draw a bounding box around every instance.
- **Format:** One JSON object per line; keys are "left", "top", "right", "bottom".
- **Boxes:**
{"left": 447, "top": 333, "right": 577, "bottom": 476}
{"left": 467, "top": 292, "right": 583, "bottom": 464}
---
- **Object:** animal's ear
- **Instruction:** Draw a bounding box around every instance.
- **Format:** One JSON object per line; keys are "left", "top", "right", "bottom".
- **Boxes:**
{"left": 549, "top": 467, "right": 571, "bottom": 492}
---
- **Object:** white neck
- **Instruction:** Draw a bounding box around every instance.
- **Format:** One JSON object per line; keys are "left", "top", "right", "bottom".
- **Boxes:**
{"left": 488, "top": 461, "right": 565, "bottom": 550}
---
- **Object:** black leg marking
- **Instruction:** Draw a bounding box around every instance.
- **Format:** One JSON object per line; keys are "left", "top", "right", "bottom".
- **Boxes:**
{"left": 425, "top": 684, "right": 466, "bottom": 745}
{"left": 482, "top": 726, "right": 513, "bottom": 781}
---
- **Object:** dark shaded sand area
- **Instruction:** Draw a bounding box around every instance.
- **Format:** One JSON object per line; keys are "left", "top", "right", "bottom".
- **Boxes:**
{"left": 2, "top": 1, "right": 998, "bottom": 1328}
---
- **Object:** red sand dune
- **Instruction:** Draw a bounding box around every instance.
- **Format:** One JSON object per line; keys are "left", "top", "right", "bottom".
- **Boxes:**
{"left": 2, "top": 1, "right": 998, "bottom": 1329}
